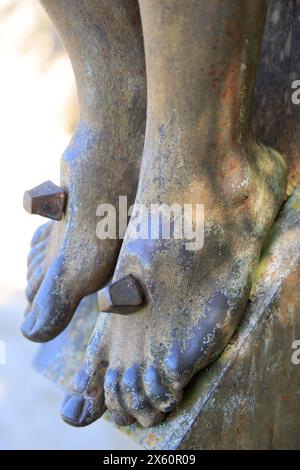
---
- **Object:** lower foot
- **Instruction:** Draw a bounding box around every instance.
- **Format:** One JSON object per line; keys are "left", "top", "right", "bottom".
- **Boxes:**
{"left": 56, "top": 0, "right": 286, "bottom": 428}
{"left": 61, "top": 139, "right": 287, "bottom": 427}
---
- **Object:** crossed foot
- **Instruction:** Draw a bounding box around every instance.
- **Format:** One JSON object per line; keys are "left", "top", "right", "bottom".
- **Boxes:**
{"left": 53, "top": 138, "right": 286, "bottom": 428}
{"left": 24, "top": 122, "right": 286, "bottom": 428}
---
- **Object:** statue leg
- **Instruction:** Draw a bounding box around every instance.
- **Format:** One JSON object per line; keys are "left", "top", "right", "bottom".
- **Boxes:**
{"left": 61, "top": 0, "right": 287, "bottom": 428}
{"left": 22, "top": 0, "right": 146, "bottom": 342}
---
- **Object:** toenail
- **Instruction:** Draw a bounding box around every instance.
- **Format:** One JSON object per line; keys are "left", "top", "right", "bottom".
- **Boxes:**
{"left": 23, "top": 180, "right": 67, "bottom": 221}
{"left": 21, "top": 316, "right": 54, "bottom": 343}
{"left": 60, "top": 394, "right": 85, "bottom": 425}
{"left": 21, "top": 312, "right": 36, "bottom": 337}
{"left": 98, "top": 274, "right": 145, "bottom": 314}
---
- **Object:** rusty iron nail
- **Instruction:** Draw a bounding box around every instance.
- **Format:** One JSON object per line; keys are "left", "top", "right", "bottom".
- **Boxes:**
{"left": 98, "top": 274, "right": 145, "bottom": 314}
{"left": 23, "top": 180, "right": 67, "bottom": 221}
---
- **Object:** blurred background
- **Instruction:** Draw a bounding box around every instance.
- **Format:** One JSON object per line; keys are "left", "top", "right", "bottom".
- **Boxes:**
{"left": 0, "top": 0, "right": 139, "bottom": 450}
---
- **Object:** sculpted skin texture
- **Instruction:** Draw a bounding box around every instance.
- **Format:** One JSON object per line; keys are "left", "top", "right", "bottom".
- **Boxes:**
{"left": 59, "top": 0, "right": 286, "bottom": 428}
{"left": 22, "top": 0, "right": 146, "bottom": 342}
{"left": 23, "top": 0, "right": 286, "bottom": 426}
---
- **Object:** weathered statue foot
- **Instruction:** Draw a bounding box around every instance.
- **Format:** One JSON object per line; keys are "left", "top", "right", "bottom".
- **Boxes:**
{"left": 22, "top": 0, "right": 145, "bottom": 342}
{"left": 61, "top": 139, "right": 286, "bottom": 427}
{"left": 60, "top": 0, "right": 287, "bottom": 428}
{"left": 22, "top": 125, "right": 138, "bottom": 342}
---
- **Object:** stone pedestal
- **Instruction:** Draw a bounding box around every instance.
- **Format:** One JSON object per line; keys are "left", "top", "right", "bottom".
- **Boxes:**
{"left": 35, "top": 189, "right": 300, "bottom": 450}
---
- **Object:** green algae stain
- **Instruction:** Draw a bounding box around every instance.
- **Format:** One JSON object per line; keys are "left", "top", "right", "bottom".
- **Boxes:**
{"left": 252, "top": 223, "right": 282, "bottom": 287}
{"left": 253, "top": 257, "right": 268, "bottom": 286}
{"left": 291, "top": 199, "right": 300, "bottom": 210}
{"left": 289, "top": 188, "right": 300, "bottom": 209}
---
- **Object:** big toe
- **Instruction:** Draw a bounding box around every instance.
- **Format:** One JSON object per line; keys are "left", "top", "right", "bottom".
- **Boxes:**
{"left": 21, "top": 253, "right": 80, "bottom": 342}
{"left": 60, "top": 394, "right": 96, "bottom": 428}
{"left": 61, "top": 364, "right": 106, "bottom": 427}
{"left": 25, "top": 264, "right": 45, "bottom": 303}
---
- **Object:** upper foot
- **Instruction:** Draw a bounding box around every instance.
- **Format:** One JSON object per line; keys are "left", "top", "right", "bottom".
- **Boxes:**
{"left": 22, "top": 122, "right": 140, "bottom": 342}
{"left": 22, "top": 0, "right": 145, "bottom": 343}
{"left": 61, "top": 139, "right": 287, "bottom": 427}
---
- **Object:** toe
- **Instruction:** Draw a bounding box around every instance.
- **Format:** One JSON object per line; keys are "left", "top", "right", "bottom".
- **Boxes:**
{"left": 104, "top": 368, "right": 135, "bottom": 426}
{"left": 61, "top": 367, "right": 105, "bottom": 427}
{"left": 27, "top": 252, "right": 45, "bottom": 280}
{"left": 21, "top": 253, "right": 79, "bottom": 342}
{"left": 120, "top": 365, "right": 164, "bottom": 427}
{"left": 30, "top": 222, "right": 52, "bottom": 247}
{"left": 25, "top": 265, "right": 44, "bottom": 302}
{"left": 143, "top": 366, "right": 183, "bottom": 413}
{"left": 60, "top": 394, "right": 96, "bottom": 427}
{"left": 22, "top": 308, "right": 37, "bottom": 333}
{"left": 61, "top": 322, "right": 109, "bottom": 427}
{"left": 27, "top": 241, "right": 47, "bottom": 269}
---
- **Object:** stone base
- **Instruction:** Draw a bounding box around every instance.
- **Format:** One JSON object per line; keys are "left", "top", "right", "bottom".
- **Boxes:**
{"left": 35, "top": 190, "right": 300, "bottom": 450}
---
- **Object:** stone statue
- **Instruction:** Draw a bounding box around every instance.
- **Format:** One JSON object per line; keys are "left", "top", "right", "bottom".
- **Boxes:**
{"left": 23, "top": 0, "right": 288, "bottom": 431}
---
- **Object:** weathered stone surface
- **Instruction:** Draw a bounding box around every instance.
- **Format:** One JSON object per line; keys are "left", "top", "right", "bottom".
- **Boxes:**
{"left": 35, "top": 189, "right": 300, "bottom": 449}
